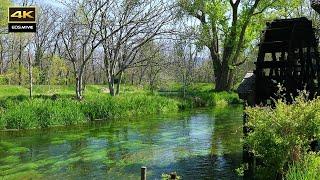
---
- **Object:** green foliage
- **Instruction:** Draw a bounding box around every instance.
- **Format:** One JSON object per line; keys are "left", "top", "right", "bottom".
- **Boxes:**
{"left": 286, "top": 153, "right": 320, "bottom": 180}
{"left": 0, "top": 98, "right": 86, "bottom": 129}
{"left": 5, "top": 62, "right": 29, "bottom": 85}
{"left": 0, "top": 0, "right": 11, "bottom": 27}
{"left": 47, "top": 56, "right": 68, "bottom": 85}
{"left": 0, "top": 75, "right": 8, "bottom": 85}
{"left": 0, "top": 84, "right": 241, "bottom": 130}
{"left": 0, "top": 93, "right": 179, "bottom": 130}
{"left": 212, "top": 91, "right": 241, "bottom": 106}
{"left": 245, "top": 93, "right": 320, "bottom": 178}
{"left": 83, "top": 94, "right": 179, "bottom": 120}
{"left": 161, "top": 172, "right": 181, "bottom": 180}
{"left": 0, "top": 86, "right": 29, "bottom": 97}
{"left": 174, "top": 91, "right": 241, "bottom": 109}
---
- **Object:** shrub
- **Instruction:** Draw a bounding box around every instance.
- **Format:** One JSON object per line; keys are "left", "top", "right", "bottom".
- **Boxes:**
{"left": 245, "top": 94, "right": 320, "bottom": 178}
{"left": 0, "top": 76, "right": 8, "bottom": 85}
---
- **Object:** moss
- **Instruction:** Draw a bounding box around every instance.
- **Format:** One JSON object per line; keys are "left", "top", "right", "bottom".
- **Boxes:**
{"left": 0, "top": 162, "right": 38, "bottom": 176}
{"left": 7, "top": 147, "right": 29, "bottom": 154}
{"left": 1, "top": 155, "right": 20, "bottom": 164}
{"left": 1, "top": 170, "right": 43, "bottom": 180}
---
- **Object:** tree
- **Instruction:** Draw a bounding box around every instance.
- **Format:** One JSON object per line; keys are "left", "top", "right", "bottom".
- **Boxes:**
{"left": 99, "top": 0, "right": 174, "bottom": 96}
{"left": 173, "top": 39, "right": 198, "bottom": 97}
{"left": 60, "top": 0, "right": 109, "bottom": 99}
{"left": 33, "top": 5, "right": 59, "bottom": 83}
{"left": 0, "top": 0, "right": 11, "bottom": 27}
{"left": 179, "top": 0, "right": 290, "bottom": 91}
{"left": 0, "top": 0, "right": 12, "bottom": 75}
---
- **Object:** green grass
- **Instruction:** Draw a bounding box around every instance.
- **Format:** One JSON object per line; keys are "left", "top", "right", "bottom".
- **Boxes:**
{"left": 0, "top": 93, "right": 179, "bottom": 130}
{"left": 0, "top": 98, "right": 86, "bottom": 129}
{"left": 83, "top": 94, "right": 179, "bottom": 120}
{"left": 0, "top": 85, "right": 106, "bottom": 97}
{"left": 286, "top": 153, "right": 320, "bottom": 180}
{"left": 0, "top": 84, "right": 241, "bottom": 130}
{"left": 159, "top": 82, "right": 213, "bottom": 92}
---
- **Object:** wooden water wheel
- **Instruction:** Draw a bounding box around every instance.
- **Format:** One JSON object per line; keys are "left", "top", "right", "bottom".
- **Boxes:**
{"left": 238, "top": 17, "right": 320, "bottom": 106}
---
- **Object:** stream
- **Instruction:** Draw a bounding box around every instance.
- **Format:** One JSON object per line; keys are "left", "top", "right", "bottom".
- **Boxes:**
{"left": 0, "top": 106, "right": 243, "bottom": 179}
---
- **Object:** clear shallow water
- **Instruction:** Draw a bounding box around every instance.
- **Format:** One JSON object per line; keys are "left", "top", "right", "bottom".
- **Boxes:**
{"left": 0, "top": 106, "right": 243, "bottom": 179}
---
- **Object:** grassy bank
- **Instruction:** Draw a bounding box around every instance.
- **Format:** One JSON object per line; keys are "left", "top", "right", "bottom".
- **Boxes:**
{"left": 0, "top": 94, "right": 179, "bottom": 130}
{"left": 0, "top": 84, "right": 241, "bottom": 130}
{"left": 159, "top": 83, "right": 241, "bottom": 109}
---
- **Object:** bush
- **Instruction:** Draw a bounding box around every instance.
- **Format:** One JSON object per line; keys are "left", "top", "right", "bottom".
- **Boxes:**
{"left": 0, "top": 76, "right": 8, "bottom": 85}
{"left": 245, "top": 94, "right": 320, "bottom": 178}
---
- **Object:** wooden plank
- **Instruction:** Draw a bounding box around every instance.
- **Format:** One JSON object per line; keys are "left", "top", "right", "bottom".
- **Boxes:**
{"left": 259, "top": 41, "right": 289, "bottom": 53}
{"left": 255, "top": 61, "right": 298, "bottom": 69}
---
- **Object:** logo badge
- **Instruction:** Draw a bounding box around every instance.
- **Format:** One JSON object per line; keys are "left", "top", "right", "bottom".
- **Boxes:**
{"left": 8, "top": 7, "right": 36, "bottom": 33}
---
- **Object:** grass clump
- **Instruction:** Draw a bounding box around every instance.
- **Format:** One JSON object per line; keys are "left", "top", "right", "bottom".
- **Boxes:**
{"left": 286, "top": 153, "right": 320, "bottom": 179}
{"left": 0, "top": 84, "right": 240, "bottom": 130}
{"left": 176, "top": 91, "right": 241, "bottom": 109}
{"left": 83, "top": 94, "right": 179, "bottom": 120}
{"left": 0, "top": 93, "right": 179, "bottom": 130}
{"left": 0, "top": 98, "right": 85, "bottom": 129}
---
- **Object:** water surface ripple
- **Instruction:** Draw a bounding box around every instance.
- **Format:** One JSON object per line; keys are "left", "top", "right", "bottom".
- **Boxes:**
{"left": 0, "top": 106, "right": 243, "bottom": 179}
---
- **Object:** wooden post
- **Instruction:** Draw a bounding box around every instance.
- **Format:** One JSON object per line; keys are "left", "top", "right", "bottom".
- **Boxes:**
{"left": 141, "top": 166, "right": 146, "bottom": 180}
{"left": 27, "top": 48, "right": 33, "bottom": 98}
{"left": 170, "top": 172, "right": 177, "bottom": 179}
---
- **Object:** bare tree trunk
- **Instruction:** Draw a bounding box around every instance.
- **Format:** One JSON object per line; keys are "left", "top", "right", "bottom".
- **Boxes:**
{"left": 131, "top": 71, "right": 135, "bottom": 85}
{"left": 182, "top": 73, "right": 186, "bottom": 98}
{"left": 76, "top": 74, "right": 83, "bottom": 100}
{"left": 27, "top": 49, "right": 33, "bottom": 98}
{"left": 0, "top": 51, "right": 3, "bottom": 75}
{"left": 65, "top": 71, "right": 69, "bottom": 86}
{"left": 0, "top": 41, "right": 3, "bottom": 74}
{"left": 77, "top": 65, "right": 86, "bottom": 100}
{"left": 18, "top": 37, "right": 22, "bottom": 86}
{"left": 109, "top": 79, "right": 115, "bottom": 96}
{"left": 215, "top": 61, "right": 231, "bottom": 91}
{"left": 116, "top": 71, "right": 123, "bottom": 95}
{"left": 91, "top": 56, "right": 96, "bottom": 84}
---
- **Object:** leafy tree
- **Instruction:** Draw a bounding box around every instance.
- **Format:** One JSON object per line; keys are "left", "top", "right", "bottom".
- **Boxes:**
{"left": 0, "top": 0, "right": 11, "bottom": 27}
{"left": 178, "top": 0, "right": 302, "bottom": 91}
{"left": 47, "top": 55, "right": 68, "bottom": 85}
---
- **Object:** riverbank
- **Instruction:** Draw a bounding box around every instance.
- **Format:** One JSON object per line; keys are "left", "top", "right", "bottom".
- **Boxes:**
{"left": 0, "top": 85, "right": 241, "bottom": 130}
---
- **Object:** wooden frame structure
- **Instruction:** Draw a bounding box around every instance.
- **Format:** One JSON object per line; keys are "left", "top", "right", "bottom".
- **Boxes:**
{"left": 238, "top": 17, "right": 320, "bottom": 106}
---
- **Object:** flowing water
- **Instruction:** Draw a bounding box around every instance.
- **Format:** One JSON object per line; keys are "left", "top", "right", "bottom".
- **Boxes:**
{"left": 0, "top": 106, "right": 243, "bottom": 179}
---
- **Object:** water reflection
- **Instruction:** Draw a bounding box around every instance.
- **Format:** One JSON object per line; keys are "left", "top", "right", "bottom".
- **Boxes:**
{"left": 0, "top": 106, "right": 243, "bottom": 179}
